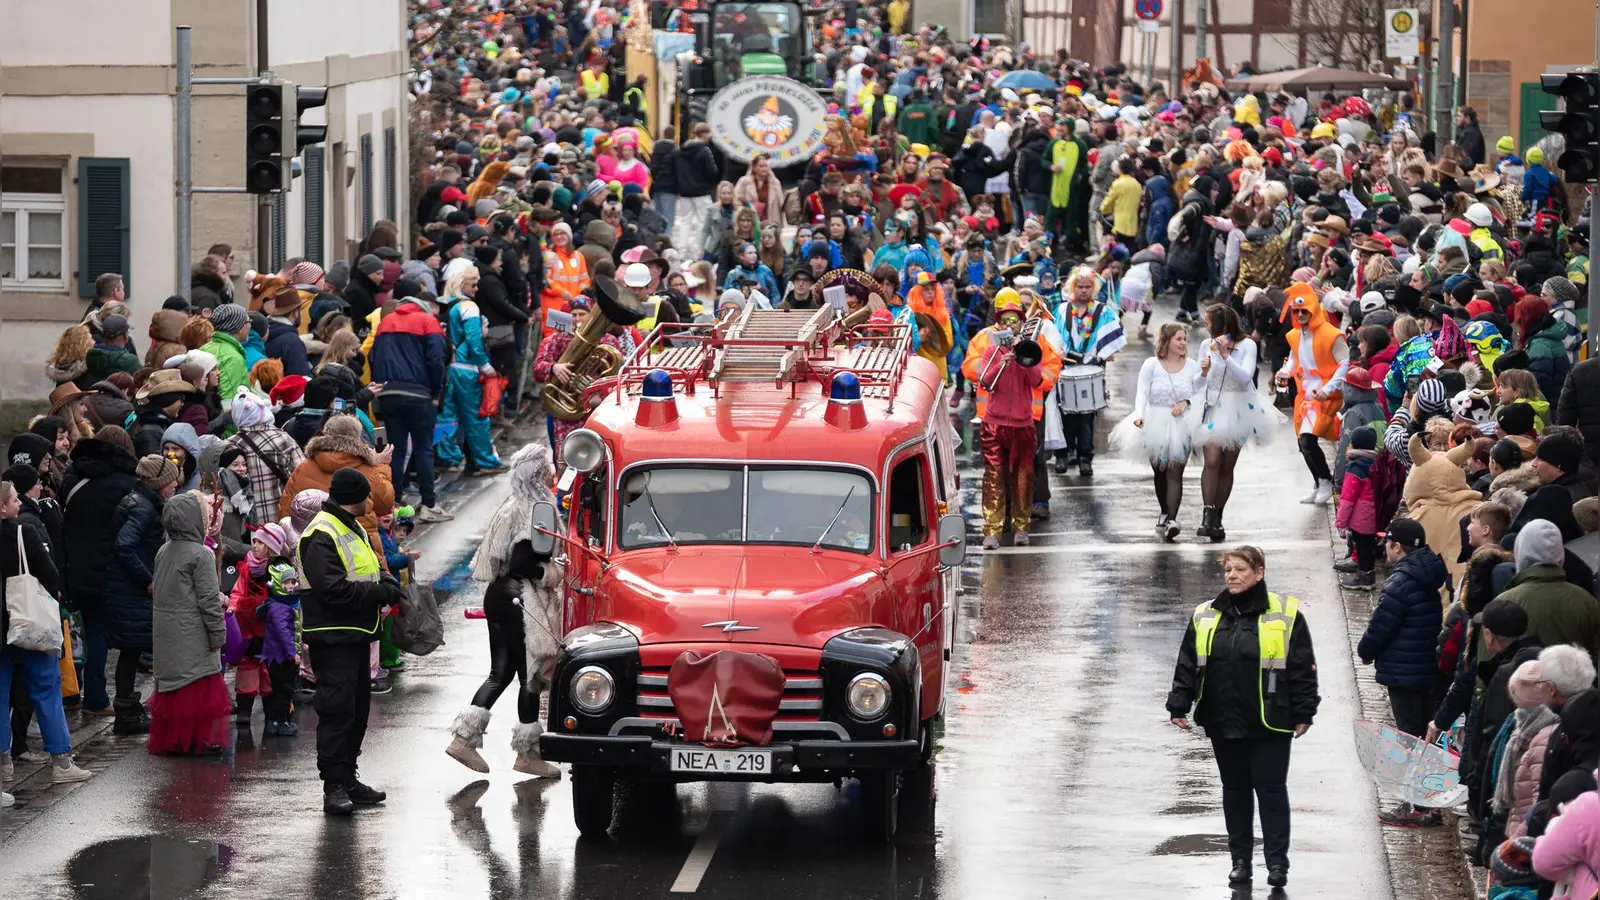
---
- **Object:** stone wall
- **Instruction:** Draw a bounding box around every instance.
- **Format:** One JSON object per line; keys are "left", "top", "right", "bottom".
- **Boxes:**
{"left": 1465, "top": 59, "right": 1512, "bottom": 152}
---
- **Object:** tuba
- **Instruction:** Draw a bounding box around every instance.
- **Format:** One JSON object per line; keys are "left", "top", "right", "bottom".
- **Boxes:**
{"left": 543, "top": 274, "right": 648, "bottom": 421}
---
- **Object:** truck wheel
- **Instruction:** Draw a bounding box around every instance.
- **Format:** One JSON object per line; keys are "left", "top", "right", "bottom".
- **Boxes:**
{"left": 917, "top": 717, "right": 936, "bottom": 767}
{"left": 571, "top": 766, "right": 617, "bottom": 839}
{"left": 859, "top": 771, "right": 900, "bottom": 842}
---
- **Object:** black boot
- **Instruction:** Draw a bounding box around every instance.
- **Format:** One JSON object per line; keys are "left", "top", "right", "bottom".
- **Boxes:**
{"left": 1228, "top": 861, "right": 1252, "bottom": 885}
{"left": 1196, "top": 506, "right": 1216, "bottom": 539}
{"left": 347, "top": 779, "right": 387, "bottom": 805}
{"left": 1210, "top": 507, "right": 1226, "bottom": 543}
{"left": 324, "top": 784, "right": 356, "bottom": 816}
{"left": 235, "top": 694, "right": 255, "bottom": 724}
{"left": 1266, "top": 865, "right": 1287, "bottom": 887}
{"left": 112, "top": 695, "right": 151, "bottom": 735}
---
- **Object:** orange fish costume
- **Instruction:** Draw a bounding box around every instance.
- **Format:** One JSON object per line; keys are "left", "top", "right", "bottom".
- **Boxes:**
{"left": 1279, "top": 283, "right": 1346, "bottom": 443}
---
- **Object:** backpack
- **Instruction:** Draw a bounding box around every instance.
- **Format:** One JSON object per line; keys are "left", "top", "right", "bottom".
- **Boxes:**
{"left": 1369, "top": 449, "right": 1407, "bottom": 532}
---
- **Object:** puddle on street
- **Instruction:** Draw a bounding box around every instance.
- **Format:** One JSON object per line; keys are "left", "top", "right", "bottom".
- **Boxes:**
{"left": 67, "top": 836, "right": 231, "bottom": 899}
{"left": 1152, "top": 833, "right": 1260, "bottom": 856}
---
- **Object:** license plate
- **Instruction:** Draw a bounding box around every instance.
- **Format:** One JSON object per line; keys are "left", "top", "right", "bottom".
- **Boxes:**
{"left": 669, "top": 747, "right": 773, "bottom": 774}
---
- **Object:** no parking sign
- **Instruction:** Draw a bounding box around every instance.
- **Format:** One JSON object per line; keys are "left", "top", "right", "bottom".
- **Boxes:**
{"left": 1134, "top": 0, "right": 1162, "bottom": 19}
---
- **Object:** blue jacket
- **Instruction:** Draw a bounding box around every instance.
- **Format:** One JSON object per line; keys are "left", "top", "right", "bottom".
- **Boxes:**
{"left": 1143, "top": 176, "right": 1175, "bottom": 248}
{"left": 1357, "top": 547, "right": 1448, "bottom": 689}
{"left": 370, "top": 300, "right": 447, "bottom": 402}
{"left": 265, "top": 319, "right": 312, "bottom": 377}
{"left": 103, "top": 484, "right": 165, "bottom": 650}
{"left": 243, "top": 330, "right": 268, "bottom": 373}
{"left": 1522, "top": 163, "right": 1561, "bottom": 208}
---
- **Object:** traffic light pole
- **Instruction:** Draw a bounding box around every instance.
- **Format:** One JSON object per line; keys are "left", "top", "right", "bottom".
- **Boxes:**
{"left": 174, "top": 25, "right": 269, "bottom": 299}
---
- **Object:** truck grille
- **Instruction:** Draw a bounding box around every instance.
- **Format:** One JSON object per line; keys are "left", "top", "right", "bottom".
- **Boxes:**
{"left": 635, "top": 667, "right": 823, "bottom": 722}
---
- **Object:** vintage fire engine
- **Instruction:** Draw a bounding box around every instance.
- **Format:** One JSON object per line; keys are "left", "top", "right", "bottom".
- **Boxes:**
{"left": 530, "top": 299, "right": 964, "bottom": 842}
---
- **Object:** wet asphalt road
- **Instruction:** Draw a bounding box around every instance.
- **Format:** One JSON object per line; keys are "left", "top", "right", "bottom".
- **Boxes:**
{"left": 0, "top": 323, "right": 1397, "bottom": 900}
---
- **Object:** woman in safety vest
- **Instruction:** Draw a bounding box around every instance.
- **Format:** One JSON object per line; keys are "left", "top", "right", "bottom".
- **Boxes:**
{"left": 1166, "top": 545, "right": 1320, "bottom": 890}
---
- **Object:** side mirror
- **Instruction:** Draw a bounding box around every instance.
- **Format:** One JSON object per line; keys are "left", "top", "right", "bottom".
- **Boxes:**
{"left": 937, "top": 513, "right": 966, "bottom": 568}
{"left": 531, "top": 501, "right": 558, "bottom": 557}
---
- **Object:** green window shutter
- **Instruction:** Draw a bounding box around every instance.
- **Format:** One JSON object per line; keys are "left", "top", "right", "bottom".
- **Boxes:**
{"left": 77, "top": 157, "right": 130, "bottom": 298}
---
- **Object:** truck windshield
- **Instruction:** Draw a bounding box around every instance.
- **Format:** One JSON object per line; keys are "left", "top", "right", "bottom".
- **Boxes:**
{"left": 618, "top": 466, "right": 873, "bottom": 553}
{"left": 712, "top": 2, "right": 799, "bottom": 68}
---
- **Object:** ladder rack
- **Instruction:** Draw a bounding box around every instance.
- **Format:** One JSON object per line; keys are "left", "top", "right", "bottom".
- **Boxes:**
{"left": 603, "top": 305, "right": 917, "bottom": 408}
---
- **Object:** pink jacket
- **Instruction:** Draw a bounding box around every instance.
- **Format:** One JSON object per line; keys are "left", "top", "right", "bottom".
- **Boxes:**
{"left": 977, "top": 345, "right": 1042, "bottom": 427}
{"left": 1533, "top": 788, "right": 1600, "bottom": 898}
{"left": 1507, "top": 723, "right": 1557, "bottom": 840}
{"left": 597, "top": 155, "right": 650, "bottom": 193}
{"left": 1335, "top": 472, "right": 1378, "bottom": 535}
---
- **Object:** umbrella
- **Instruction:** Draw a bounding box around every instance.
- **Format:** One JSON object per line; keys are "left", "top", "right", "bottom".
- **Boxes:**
{"left": 1225, "top": 67, "right": 1411, "bottom": 92}
{"left": 1352, "top": 718, "right": 1468, "bottom": 807}
{"left": 994, "top": 70, "right": 1059, "bottom": 93}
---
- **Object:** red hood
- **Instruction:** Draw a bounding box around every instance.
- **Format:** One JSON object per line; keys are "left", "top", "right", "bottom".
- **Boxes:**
{"left": 596, "top": 547, "right": 890, "bottom": 647}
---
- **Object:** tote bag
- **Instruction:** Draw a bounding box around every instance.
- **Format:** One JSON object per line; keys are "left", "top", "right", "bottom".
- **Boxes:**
{"left": 5, "top": 533, "right": 64, "bottom": 654}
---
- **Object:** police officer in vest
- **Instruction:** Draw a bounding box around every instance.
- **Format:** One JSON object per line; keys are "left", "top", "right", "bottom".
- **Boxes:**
{"left": 1166, "top": 545, "right": 1321, "bottom": 889}
{"left": 299, "top": 467, "right": 406, "bottom": 815}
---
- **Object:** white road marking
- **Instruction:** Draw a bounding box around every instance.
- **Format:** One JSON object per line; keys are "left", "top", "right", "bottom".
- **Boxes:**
{"left": 669, "top": 812, "right": 729, "bottom": 892}
{"left": 975, "top": 538, "right": 1329, "bottom": 555}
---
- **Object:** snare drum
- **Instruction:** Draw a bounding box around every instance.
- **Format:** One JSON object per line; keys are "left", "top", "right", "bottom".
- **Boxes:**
{"left": 1057, "top": 365, "right": 1107, "bottom": 413}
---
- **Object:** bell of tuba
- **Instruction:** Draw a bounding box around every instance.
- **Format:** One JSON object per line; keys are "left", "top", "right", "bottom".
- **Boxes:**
{"left": 542, "top": 274, "right": 648, "bottom": 421}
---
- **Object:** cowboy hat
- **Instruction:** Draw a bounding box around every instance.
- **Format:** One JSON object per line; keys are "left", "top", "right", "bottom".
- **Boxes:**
{"left": 1433, "top": 158, "right": 1467, "bottom": 181}
{"left": 135, "top": 369, "right": 198, "bottom": 403}
{"left": 47, "top": 383, "right": 92, "bottom": 416}
{"left": 1471, "top": 166, "right": 1502, "bottom": 193}
{"left": 262, "top": 283, "right": 304, "bottom": 317}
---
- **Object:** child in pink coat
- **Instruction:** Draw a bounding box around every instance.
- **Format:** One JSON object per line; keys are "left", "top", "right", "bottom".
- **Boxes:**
{"left": 1335, "top": 425, "right": 1380, "bottom": 589}
{"left": 1532, "top": 775, "right": 1600, "bottom": 897}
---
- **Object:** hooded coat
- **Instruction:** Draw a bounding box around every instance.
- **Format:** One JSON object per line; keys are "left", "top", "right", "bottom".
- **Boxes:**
{"left": 161, "top": 422, "right": 204, "bottom": 491}
{"left": 275, "top": 430, "right": 395, "bottom": 554}
{"left": 1499, "top": 563, "right": 1600, "bottom": 661}
{"left": 151, "top": 491, "right": 225, "bottom": 693}
{"left": 145, "top": 309, "right": 190, "bottom": 368}
{"left": 1405, "top": 433, "right": 1487, "bottom": 597}
{"left": 102, "top": 482, "right": 166, "bottom": 650}
{"left": 470, "top": 444, "right": 566, "bottom": 682}
{"left": 1357, "top": 546, "right": 1449, "bottom": 688}
{"left": 1540, "top": 689, "right": 1600, "bottom": 800}
{"left": 59, "top": 436, "right": 141, "bottom": 610}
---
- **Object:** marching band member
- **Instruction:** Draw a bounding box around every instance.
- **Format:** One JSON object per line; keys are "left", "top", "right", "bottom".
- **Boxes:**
{"left": 1276, "top": 284, "right": 1347, "bottom": 505}
{"left": 962, "top": 292, "right": 1061, "bottom": 549}
{"left": 1110, "top": 323, "right": 1201, "bottom": 542}
{"left": 1052, "top": 266, "right": 1127, "bottom": 478}
{"left": 1192, "top": 305, "right": 1281, "bottom": 542}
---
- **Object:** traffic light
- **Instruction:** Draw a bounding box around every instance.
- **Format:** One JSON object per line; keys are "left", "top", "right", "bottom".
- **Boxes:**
{"left": 245, "top": 83, "right": 286, "bottom": 194}
{"left": 291, "top": 87, "right": 328, "bottom": 153}
{"left": 1541, "top": 70, "right": 1600, "bottom": 184}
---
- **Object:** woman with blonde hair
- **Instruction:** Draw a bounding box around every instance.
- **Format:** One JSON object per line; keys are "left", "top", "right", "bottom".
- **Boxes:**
{"left": 1496, "top": 368, "right": 1550, "bottom": 431}
{"left": 1168, "top": 545, "right": 1319, "bottom": 888}
{"left": 46, "top": 324, "right": 93, "bottom": 386}
{"left": 437, "top": 265, "right": 502, "bottom": 473}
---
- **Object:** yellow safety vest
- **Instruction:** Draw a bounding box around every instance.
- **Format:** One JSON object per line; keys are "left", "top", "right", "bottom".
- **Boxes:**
{"left": 1191, "top": 592, "right": 1300, "bottom": 734}
{"left": 637, "top": 296, "right": 664, "bottom": 332}
{"left": 298, "top": 510, "right": 384, "bottom": 637}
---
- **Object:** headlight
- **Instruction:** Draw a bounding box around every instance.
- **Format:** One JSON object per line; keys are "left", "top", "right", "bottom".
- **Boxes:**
{"left": 846, "top": 672, "right": 891, "bottom": 720}
{"left": 562, "top": 428, "right": 606, "bottom": 474}
{"left": 570, "top": 665, "right": 616, "bottom": 713}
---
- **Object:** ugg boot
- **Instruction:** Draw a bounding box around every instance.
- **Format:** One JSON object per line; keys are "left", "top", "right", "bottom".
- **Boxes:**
{"left": 446, "top": 707, "right": 492, "bottom": 773}
{"left": 511, "top": 723, "right": 561, "bottom": 779}
{"left": 113, "top": 695, "right": 151, "bottom": 735}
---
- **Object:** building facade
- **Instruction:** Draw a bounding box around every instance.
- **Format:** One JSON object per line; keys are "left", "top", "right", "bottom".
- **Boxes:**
{"left": 0, "top": 0, "right": 409, "bottom": 423}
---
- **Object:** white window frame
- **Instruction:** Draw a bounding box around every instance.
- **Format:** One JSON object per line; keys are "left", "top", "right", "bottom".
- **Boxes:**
{"left": 968, "top": 0, "right": 1008, "bottom": 38}
{"left": 1, "top": 162, "right": 69, "bottom": 292}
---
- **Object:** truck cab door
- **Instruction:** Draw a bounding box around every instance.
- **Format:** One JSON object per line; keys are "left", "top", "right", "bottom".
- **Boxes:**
{"left": 565, "top": 470, "right": 609, "bottom": 632}
{"left": 885, "top": 451, "right": 942, "bottom": 723}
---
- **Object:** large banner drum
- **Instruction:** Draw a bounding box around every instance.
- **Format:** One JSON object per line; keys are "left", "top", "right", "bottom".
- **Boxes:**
{"left": 1057, "top": 365, "right": 1107, "bottom": 414}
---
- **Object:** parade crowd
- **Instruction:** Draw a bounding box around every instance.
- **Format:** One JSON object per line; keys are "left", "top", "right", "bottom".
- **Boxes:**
{"left": 5, "top": 0, "right": 1600, "bottom": 887}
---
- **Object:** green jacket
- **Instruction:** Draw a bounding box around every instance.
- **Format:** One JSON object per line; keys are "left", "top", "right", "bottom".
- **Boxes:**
{"left": 80, "top": 344, "right": 140, "bottom": 388}
{"left": 1499, "top": 563, "right": 1600, "bottom": 659}
{"left": 200, "top": 332, "right": 249, "bottom": 405}
{"left": 1527, "top": 322, "right": 1571, "bottom": 362}
{"left": 896, "top": 101, "right": 939, "bottom": 147}
{"left": 1049, "top": 136, "right": 1084, "bottom": 209}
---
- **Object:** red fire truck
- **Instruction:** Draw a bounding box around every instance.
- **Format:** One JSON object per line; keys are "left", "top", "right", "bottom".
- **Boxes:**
{"left": 531, "top": 304, "right": 964, "bottom": 841}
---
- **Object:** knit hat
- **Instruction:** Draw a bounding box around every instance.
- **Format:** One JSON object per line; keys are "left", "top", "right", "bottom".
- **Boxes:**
{"left": 324, "top": 259, "right": 352, "bottom": 291}
{"left": 1384, "top": 517, "right": 1427, "bottom": 551}
{"left": 1527, "top": 146, "right": 1545, "bottom": 165}
{"left": 1433, "top": 315, "right": 1468, "bottom": 362}
{"left": 322, "top": 414, "right": 364, "bottom": 440}
{"left": 269, "top": 374, "right": 308, "bottom": 406}
{"left": 210, "top": 303, "right": 248, "bottom": 335}
{"left": 184, "top": 349, "right": 219, "bottom": 375}
{"left": 1349, "top": 425, "right": 1377, "bottom": 452}
{"left": 1480, "top": 598, "right": 1529, "bottom": 640}
{"left": 328, "top": 467, "right": 371, "bottom": 505}
{"left": 2, "top": 464, "right": 39, "bottom": 497}
{"left": 135, "top": 453, "right": 182, "bottom": 491}
{"left": 1542, "top": 275, "right": 1581, "bottom": 308}
{"left": 1537, "top": 429, "right": 1585, "bottom": 473}
{"left": 95, "top": 425, "right": 136, "bottom": 457}
{"left": 289, "top": 489, "right": 328, "bottom": 531}
{"left": 356, "top": 254, "right": 384, "bottom": 277}
{"left": 1514, "top": 519, "right": 1566, "bottom": 570}
{"left": 1489, "top": 836, "right": 1539, "bottom": 886}
{"left": 1496, "top": 399, "right": 1537, "bottom": 436}
{"left": 1506, "top": 659, "right": 1547, "bottom": 707}
{"left": 232, "top": 386, "right": 274, "bottom": 429}
{"left": 253, "top": 522, "right": 291, "bottom": 557}
{"left": 1415, "top": 378, "right": 1450, "bottom": 417}
{"left": 217, "top": 446, "right": 245, "bottom": 472}
{"left": 7, "top": 433, "right": 52, "bottom": 472}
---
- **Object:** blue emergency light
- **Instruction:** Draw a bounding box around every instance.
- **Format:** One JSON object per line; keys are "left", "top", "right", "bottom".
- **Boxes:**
{"left": 830, "top": 372, "right": 861, "bottom": 401}
{"left": 642, "top": 368, "right": 673, "bottom": 398}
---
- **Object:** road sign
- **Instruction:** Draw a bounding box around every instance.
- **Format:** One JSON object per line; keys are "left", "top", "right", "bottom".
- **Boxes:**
{"left": 1134, "top": 0, "right": 1162, "bottom": 21}
{"left": 1385, "top": 8, "right": 1419, "bottom": 60}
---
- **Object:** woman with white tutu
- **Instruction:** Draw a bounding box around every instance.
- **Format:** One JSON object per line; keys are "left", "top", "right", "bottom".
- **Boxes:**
{"left": 1191, "top": 305, "right": 1282, "bottom": 542}
{"left": 1111, "top": 323, "right": 1201, "bottom": 542}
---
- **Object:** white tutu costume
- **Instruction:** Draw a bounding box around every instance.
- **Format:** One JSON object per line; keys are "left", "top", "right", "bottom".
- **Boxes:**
{"left": 1186, "top": 336, "right": 1284, "bottom": 450}
{"left": 1110, "top": 356, "right": 1202, "bottom": 467}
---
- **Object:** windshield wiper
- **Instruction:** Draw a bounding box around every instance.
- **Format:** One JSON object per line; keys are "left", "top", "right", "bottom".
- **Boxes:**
{"left": 811, "top": 485, "right": 856, "bottom": 555}
{"left": 642, "top": 484, "right": 679, "bottom": 553}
